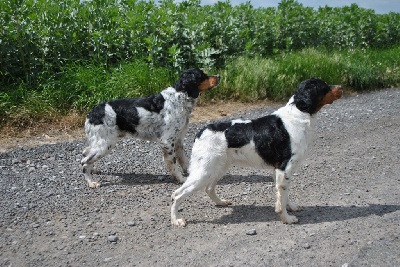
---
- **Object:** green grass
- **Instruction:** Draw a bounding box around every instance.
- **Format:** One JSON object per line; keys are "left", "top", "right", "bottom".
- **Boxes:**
{"left": 206, "top": 47, "right": 400, "bottom": 101}
{"left": 0, "top": 61, "right": 175, "bottom": 127}
{"left": 1, "top": 48, "right": 399, "bottom": 129}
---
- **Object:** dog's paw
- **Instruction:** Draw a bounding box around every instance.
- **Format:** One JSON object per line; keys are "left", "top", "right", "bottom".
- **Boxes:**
{"left": 173, "top": 174, "right": 186, "bottom": 184}
{"left": 82, "top": 147, "right": 90, "bottom": 156}
{"left": 171, "top": 218, "right": 187, "bottom": 227}
{"left": 281, "top": 215, "right": 298, "bottom": 224}
{"left": 287, "top": 202, "right": 302, "bottom": 212}
{"left": 86, "top": 181, "right": 101, "bottom": 188}
{"left": 216, "top": 199, "right": 232, "bottom": 206}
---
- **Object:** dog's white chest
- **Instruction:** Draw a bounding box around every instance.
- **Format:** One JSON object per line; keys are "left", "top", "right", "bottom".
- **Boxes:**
{"left": 274, "top": 104, "right": 314, "bottom": 160}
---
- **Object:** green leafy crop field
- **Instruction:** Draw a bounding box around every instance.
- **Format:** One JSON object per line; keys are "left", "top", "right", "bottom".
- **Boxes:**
{"left": 0, "top": 0, "right": 399, "bottom": 128}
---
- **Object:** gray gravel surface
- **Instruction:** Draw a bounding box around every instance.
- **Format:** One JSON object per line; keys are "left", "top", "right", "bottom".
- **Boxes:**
{"left": 1, "top": 89, "right": 400, "bottom": 267}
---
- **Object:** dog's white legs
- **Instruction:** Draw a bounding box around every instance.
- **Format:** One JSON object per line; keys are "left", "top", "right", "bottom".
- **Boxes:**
{"left": 161, "top": 141, "right": 185, "bottom": 183}
{"left": 81, "top": 133, "right": 118, "bottom": 188}
{"left": 275, "top": 169, "right": 298, "bottom": 224}
{"left": 204, "top": 163, "right": 231, "bottom": 206}
{"left": 82, "top": 146, "right": 90, "bottom": 156}
{"left": 81, "top": 150, "right": 102, "bottom": 188}
{"left": 283, "top": 165, "right": 302, "bottom": 212}
{"left": 272, "top": 169, "right": 301, "bottom": 212}
{"left": 171, "top": 183, "right": 199, "bottom": 227}
{"left": 205, "top": 179, "right": 232, "bottom": 206}
{"left": 287, "top": 199, "right": 302, "bottom": 212}
{"left": 171, "top": 150, "right": 231, "bottom": 226}
{"left": 175, "top": 138, "right": 189, "bottom": 174}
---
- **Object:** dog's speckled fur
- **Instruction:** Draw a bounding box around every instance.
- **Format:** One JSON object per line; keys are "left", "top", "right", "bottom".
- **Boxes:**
{"left": 81, "top": 69, "right": 219, "bottom": 188}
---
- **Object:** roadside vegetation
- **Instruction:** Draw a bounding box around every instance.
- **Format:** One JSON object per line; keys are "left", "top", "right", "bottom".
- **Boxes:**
{"left": 1, "top": 0, "right": 399, "bottom": 130}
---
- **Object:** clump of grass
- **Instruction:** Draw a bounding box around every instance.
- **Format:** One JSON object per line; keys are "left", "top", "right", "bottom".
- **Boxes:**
{"left": 342, "top": 47, "right": 400, "bottom": 90}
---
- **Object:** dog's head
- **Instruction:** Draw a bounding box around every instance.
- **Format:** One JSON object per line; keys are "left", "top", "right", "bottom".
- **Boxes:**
{"left": 174, "top": 68, "right": 220, "bottom": 98}
{"left": 293, "top": 78, "right": 342, "bottom": 115}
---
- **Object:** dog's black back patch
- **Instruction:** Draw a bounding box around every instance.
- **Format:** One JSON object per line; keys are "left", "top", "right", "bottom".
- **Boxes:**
{"left": 200, "top": 115, "right": 292, "bottom": 170}
{"left": 108, "top": 99, "right": 141, "bottom": 133}
{"left": 87, "top": 94, "right": 166, "bottom": 133}
{"left": 224, "top": 123, "right": 253, "bottom": 148}
{"left": 111, "top": 94, "right": 165, "bottom": 133}
{"left": 195, "top": 121, "right": 232, "bottom": 140}
{"left": 252, "top": 115, "right": 292, "bottom": 170}
{"left": 132, "top": 94, "right": 166, "bottom": 113}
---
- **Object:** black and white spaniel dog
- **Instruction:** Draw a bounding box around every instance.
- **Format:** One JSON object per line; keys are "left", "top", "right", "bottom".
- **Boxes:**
{"left": 81, "top": 69, "right": 220, "bottom": 188}
{"left": 171, "top": 78, "right": 342, "bottom": 226}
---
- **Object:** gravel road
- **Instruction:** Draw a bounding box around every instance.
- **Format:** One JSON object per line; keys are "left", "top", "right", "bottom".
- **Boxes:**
{"left": 1, "top": 89, "right": 400, "bottom": 267}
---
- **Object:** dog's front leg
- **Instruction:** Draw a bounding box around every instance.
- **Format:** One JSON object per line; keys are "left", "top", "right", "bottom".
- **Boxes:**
{"left": 275, "top": 169, "right": 298, "bottom": 224}
{"left": 160, "top": 141, "right": 185, "bottom": 183}
{"left": 175, "top": 138, "right": 189, "bottom": 174}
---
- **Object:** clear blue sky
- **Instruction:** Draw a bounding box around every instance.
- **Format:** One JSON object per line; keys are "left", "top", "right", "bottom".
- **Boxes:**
{"left": 175, "top": 0, "right": 400, "bottom": 14}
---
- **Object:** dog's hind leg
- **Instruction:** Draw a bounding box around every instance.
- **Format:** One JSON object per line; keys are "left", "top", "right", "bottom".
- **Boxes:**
{"left": 171, "top": 152, "right": 230, "bottom": 226}
{"left": 82, "top": 147, "right": 101, "bottom": 174}
{"left": 205, "top": 163, "right": 231, "bottom": 206}
{"left": 205, "top": 178, "right": 232, "bottom": 206}
{"left": 275, "top": 169, "right": 298, "bottom": 224}
{"left": 171, "top": 183, "right": 198, "bottom": 227}
{"left": 81, "top": 133, "right": 118, "bottom": 188}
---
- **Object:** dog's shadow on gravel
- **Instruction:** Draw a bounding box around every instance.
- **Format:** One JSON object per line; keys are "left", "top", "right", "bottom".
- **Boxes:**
{"left": 219, "top": 174, "right": 274, "bottom": 184}
{"left": 202, "top": 203, "right": 400, "bottom": 225}
{"left": 297, "top": 204, "right": 400, "bottom": 224}
{"left": 99, "top": 173, "right": 271, "bottom": 186}
{"left": 100, "top": 172, "right": 178, "bottom": 185}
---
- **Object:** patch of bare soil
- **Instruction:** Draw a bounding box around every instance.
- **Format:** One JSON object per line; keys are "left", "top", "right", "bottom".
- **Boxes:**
{"left": 0, "top": 100, "right": 275, "bottom": 153}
